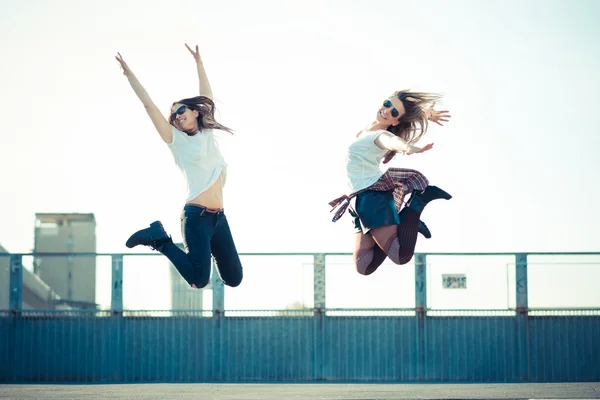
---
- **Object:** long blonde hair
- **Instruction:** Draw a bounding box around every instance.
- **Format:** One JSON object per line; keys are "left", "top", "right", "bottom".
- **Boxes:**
{"left": 169, "top": 96, "right": 234, "bottom": 136}
{"left": 383, "top": 90, "right": 441, "bottom": 163}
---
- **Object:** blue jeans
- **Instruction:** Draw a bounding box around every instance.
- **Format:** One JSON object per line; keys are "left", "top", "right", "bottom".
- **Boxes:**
{"left": 160, "top": 204, "right": 243, "bottom": 288}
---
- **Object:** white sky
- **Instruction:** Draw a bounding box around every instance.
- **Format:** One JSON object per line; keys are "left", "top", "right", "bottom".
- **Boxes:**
{"left": 1, "top": 0, "right": 599, "bottom": 310}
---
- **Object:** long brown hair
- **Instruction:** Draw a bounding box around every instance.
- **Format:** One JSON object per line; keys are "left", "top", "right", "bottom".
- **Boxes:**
{"left": 169, "top": 96, "right": 234, "bottom": 135}
{"left": 383, "top": 90, "right": 441, "bottom": 164}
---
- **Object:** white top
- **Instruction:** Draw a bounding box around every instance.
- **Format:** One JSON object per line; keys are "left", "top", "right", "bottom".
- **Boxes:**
{"left": 167, "top": 126, "right": 227, "bottom": 202}
{"left": 345, "top": 129, "right": 392, "bottom": 193}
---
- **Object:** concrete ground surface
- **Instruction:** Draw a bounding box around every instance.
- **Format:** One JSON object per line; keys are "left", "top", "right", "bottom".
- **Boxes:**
{"left": 0, "top": 383, "right": 599, "bottom": 400}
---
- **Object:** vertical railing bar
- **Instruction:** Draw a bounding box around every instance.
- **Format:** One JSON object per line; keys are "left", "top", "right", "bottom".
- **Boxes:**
{"left": 9, "top": 255, "right": 23, "bottom": 312}
{"left": 111, "top": 255, "right": 123, "bottom": 314}
{"left": 515, "top": 253, "right": 529, "bottom": 381}
{"left": 415, "top": 254, "right": 426, "bottom": 380}
{"left": 313, "top": 253, "right": 325, "bottom": 380}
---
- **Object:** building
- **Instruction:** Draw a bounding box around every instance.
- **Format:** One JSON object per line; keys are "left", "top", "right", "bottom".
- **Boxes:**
{"left": 0, "top": 243, "right": 67, "bottom": 310}
{"left": 33, "top": 213, "right": 97, "bottom": 309}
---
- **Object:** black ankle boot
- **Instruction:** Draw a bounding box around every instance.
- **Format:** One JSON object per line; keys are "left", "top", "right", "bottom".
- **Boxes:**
{"left": 418, "top": 220, "right": 432, "bottom": 239}
{"left": 125, "top": 221, "right": 172, "bottom": 251}
{"left": 418, "top": 185, "right": 452, "bottom": 204}
{"left": 406, "top": 193, "right": 427, "bottom": 214}
{"left": 407, "top": 185, "right": 452, "bottom": 214}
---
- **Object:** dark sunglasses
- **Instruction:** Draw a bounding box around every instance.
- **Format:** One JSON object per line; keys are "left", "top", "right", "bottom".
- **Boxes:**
{"left": 383, "top": 99, "right": 400, "bottom": 118}
{"left": 171, "top": 105, "right": 188, "bottom": 120}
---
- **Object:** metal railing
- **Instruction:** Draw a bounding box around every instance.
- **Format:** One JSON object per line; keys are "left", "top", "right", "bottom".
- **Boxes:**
{"left": 3, "top": 251, "right": 600, "bottom": 313}
{"left": 1, "top": 251, "right": 599, "bottom": 382}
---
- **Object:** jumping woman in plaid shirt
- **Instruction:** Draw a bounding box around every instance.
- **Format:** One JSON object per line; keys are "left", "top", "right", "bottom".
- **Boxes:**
{"left": 329, "top": 91, "right": 451, "bottom": 275}
{"left": 115, "top": 45, "right": 243, "bottom": 289}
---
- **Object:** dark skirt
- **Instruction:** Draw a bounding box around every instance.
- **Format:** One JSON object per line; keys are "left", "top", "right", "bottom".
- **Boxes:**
{"left": 348, "top": 190, "right": 400, "bottom": 234}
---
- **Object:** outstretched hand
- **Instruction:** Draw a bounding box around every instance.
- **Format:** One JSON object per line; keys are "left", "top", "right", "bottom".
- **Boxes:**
{"left": 115, "top": 53, "right": 131, "bottom": 76}
{"left": 185, "top": 43, "right": 202, "bottom": 63}
{"left": 383, "top": 142, "right": 434, "bottom": 163}
{"left": 427, "top": 103, "right": 451, "bottom": 126}
{"left": 407, "top": 142, "right": 434, "bottom": 155}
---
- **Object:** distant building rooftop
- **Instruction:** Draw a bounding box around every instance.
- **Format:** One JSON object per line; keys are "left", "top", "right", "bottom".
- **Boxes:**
{"left": 35, "top": 213, "right": 96, "bottom": 223}
{"left": 0, "top": 243, "right": 70, "bottom": 309}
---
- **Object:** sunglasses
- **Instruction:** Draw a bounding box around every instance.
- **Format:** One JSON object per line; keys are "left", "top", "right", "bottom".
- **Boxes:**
{"left": 171, "top": 105, "right": 188, "bottom": 120}
{"left": 383, "top": 99, "right": 400, "bottom": 118}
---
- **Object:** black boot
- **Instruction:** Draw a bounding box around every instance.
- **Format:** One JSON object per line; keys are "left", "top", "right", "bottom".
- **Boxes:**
{"left": 406, "top": 192, "right": 427, "bottom": 214}
{"left": 417, "top": 185, "right": 452, "bottom": 204}
{"left": 125, "top": 221, "right": 172, "bottom": 251}
{"left": 407, "top": 185, "right": 452, "bottom": 214}
{"left": 418, "top": 220, "right": 432, "bottom": 239}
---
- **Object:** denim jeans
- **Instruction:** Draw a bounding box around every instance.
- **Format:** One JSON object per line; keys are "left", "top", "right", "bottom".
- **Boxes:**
{"left": 160, "top": 204, "right": 243, "bottom": 288}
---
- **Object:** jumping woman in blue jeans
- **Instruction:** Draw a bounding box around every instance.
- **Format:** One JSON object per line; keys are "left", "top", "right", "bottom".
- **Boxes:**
{"left": 116, "top": 44, "right": 243, "bottom": 289}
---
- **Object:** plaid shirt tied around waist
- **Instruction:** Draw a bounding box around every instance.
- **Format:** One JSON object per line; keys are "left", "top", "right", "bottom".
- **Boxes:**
{"left": 328, "top": 168, "right": 429, "bottom": 222}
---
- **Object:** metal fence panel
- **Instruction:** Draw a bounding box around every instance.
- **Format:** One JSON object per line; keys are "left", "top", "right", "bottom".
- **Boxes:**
{"left": 527, "top": 261, "right": 600, "bottom": 308}
{"left": 2, "top": 252, "right": 600, "bottom": 383}
{"left": 218, "top": 314, "right": 316, "bottom": 381}
{"left": 427, "top": 256, "right": 516, "bottom": 310}
{"left": 322, "top": 315, "right": 417, "bottom": 381}
{"left": 528, "top": 314, "right": 600, "bottom": 382}
{"left": 325, "top": 256, "right": 416, "bottom": 309}
{"left": 422, "top": 314, "right": 520, "bottom": 382}
{"left": 0, "top": 312, "right": 11, "bottom": 380}
{"left": 2, "top": 311, "right": 600, "bottom": 382}
{"left": 10, "top": 311, "right": 115, "bottom": 381}
{"left": 223, "top": 256, "right": 314, "bottom": 311}
{"left": 118, "top": 312, "right": 218, "bottom": 382}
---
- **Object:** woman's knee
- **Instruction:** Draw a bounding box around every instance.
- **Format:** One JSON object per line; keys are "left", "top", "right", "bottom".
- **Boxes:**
{"left": 355, "top": 249, "right": 376, "bottom": 275}
{"left": 388, "top": 256, "right": 412, "bottom": 265}
{"left": 191, "top": 276, "right": 210, "bottom": 289}
{"left": 190, "top": 265, "right": 211, "bottom": 288}
{"left": 213, "top": 255, "right": 244, "bottom": 288}
{"left": 357, "top": 265, "right": 378, "bottom": 275}
{"left": 225, "top": 276, "right": 243, "bottom": 287}
{"left": 387, "top": 244, "right": 413, "bottom": 265}
{"left": 222, "top": 268, "right": 243, "bottom": 287}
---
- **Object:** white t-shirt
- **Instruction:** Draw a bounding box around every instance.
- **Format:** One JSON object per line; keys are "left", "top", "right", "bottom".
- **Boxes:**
{"left": 345, "top": 129, "right": 393, "bottom": 193}
{"left": 167, "top": 126, "right": 227, "bottom": 202}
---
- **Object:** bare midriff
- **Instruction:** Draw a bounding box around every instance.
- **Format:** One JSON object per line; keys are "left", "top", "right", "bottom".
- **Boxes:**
{"left": 187, "top": 175, "right": 224, "bottom": 209}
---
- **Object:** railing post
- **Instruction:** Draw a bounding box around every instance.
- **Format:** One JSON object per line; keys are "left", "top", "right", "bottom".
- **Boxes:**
{"left": 415, "top": 253, "right": 427, "bottom": 312}
{"left": 414, "top": 253, "right": 427, "bottom": 380}
{"left": 313, "top": 254, "right": 326, "bottom": 310}
{"left": 515, "top": 253, "right": 529, "bottom": 381}
{"left": 515, "top": 253, "right": 528, "bottom": 312}
{"left": 313, "top": 253, "right": 326, "bottom": 380}
{"left": 9, "top": 254, "right": 23, "bottom": 312}
{"left": 210, "top": 257, "right": 225, "bottom": 381}
{"left": 111, "top": 255, "right": 123, "bottom": 314}
{"left": 212, "top": 258, "right": 224, "bottom": 314}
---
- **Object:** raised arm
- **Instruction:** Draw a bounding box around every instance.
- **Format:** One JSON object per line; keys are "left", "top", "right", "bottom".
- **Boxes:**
{"left": 115, "top": 53, "right": 173, "bottom": 143}
{"left": 425, "top": 102, "right": 451, "bottom": 126}
{"left": 185, "top": 44, "right": 214, "bottom": 99}
{"left": 375, "top": 132, "right": 434, "bottom": 155}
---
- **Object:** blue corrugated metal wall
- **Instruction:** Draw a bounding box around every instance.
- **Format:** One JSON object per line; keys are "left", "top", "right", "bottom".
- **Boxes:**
{"left": 1, "top": 312, "right": 599, "bottom": 382}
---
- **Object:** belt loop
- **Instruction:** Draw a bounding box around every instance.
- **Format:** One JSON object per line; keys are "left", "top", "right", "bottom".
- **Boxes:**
{"left": 200, "top": 208, "right": 206, "bottom": 217}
